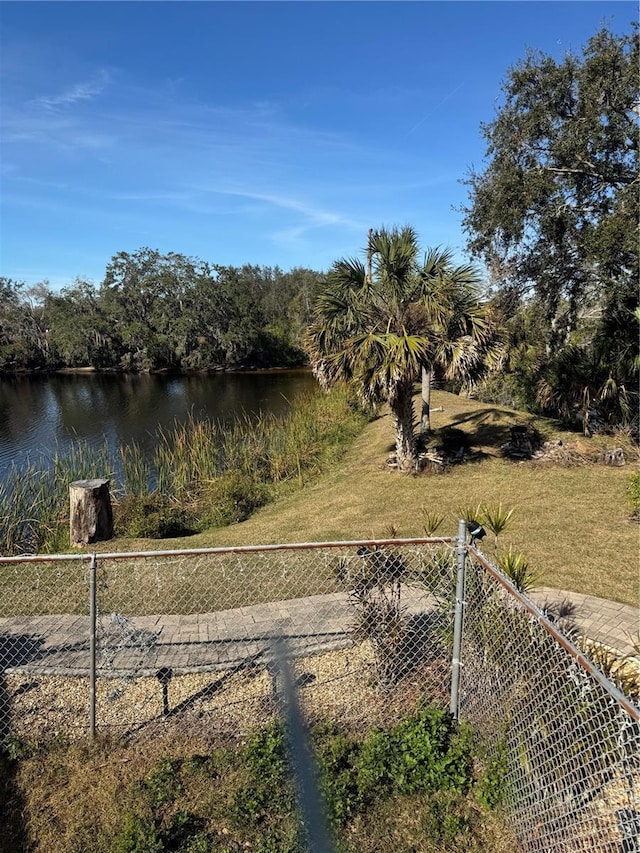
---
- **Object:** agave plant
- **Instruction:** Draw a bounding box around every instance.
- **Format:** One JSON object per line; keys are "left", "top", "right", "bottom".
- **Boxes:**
{"left": 481, "top": 503, "right": 515, "bottom": 552}
{"left": 498, "top": 547, "right": 538, "bottom": 594}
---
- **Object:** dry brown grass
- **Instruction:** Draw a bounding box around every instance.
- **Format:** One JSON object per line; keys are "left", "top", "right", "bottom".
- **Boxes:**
{"left": 112, "top": 390, "right": 639, "bottom": 606}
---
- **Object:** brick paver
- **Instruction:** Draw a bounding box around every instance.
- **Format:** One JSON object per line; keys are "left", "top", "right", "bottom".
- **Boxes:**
{"left": 0, "top": 587, "right": 637, "bottom": 678}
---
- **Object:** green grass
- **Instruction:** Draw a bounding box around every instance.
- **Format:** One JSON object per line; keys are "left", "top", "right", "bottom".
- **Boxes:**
{"left": 102, "top": 390, "right": 638, "bottom": 606}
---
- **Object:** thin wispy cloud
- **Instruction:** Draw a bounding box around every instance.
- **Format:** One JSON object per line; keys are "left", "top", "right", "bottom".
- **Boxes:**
{"left": 33, "top": 70, "right": 110, "bottom": 111}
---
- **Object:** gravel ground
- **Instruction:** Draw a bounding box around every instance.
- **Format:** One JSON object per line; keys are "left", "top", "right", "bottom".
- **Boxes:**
{"left": 2, "top": 641, "right": 451, "bottom": 742}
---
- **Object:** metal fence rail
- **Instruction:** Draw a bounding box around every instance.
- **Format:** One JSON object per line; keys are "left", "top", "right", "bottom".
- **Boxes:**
{"left": 0, "top": 533, "right": 638, "bottom": 853}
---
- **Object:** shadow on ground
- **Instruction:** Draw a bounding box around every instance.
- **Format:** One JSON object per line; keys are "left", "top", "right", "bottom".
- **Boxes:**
{"left": 0, "top": 635, "right": 38, "bottom": 853}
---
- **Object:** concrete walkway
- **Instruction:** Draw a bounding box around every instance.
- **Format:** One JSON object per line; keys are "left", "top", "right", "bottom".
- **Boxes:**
{"left": 0, "top": 587, "right": 637, "bottom": 678}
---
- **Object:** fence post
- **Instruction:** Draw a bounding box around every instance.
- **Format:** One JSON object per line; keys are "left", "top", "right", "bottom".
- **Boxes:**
{"left": 449, "top": 519, "right": 467, "bottom": 720}
{"left": 89, "top": 553, "right": 97, "bottom": 741}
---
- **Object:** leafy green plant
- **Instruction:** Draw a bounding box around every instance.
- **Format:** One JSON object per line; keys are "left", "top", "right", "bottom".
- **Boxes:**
{"left": 144, "top": 757, "right": 183, "bottom": 809}
{"left": 498, "top": 547, "right": 538, "bottom": 593}
{"left": 480, "top": 503, "right": 514, "bottom": 552}
{"left": 456, "top": 503, "right": 483, "bottom": 526}
{"left": 231, "top": 723, "right": 293, "bottom": 829}
{"left": 316, "top": 706, "right": 477, "bottom": 829}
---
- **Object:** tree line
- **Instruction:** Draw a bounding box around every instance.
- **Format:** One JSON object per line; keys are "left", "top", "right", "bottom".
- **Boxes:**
{"left": 0, "top": 252, "right": 326, "bottom": 373}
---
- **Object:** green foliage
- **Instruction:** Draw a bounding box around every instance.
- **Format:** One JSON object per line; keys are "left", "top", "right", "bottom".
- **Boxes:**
{"left": 420, "top": 508, "right": 445, "bottom": 536}
{"left": 474, "top": 736, "right": 510, "bottom": 809}
{"left": 456, "top": 503, "right": 483, "bottom": 525}
{"left": 498, "top": 547, "right": 538, "bottom": 593}
{"left": 1, "top": 253, "right": 327, "bottom": 374}
{"left": 231, "top": 723, "right": 294, "bottom": 831}
{"left": 480, "top": 503, "right": 514, "bottom": 539}
{"left": 115, "top": 494, "right": 195, "bottom": 539}
{"left": 1, "top": 734, "right": 28, "bottom": 761}
{"left": 316, "top": 707, "right": 476, "bottom": 827}
{"left": 463, "top": 26, "right": 639, "bottom": 428}
{"left": 627, "top": 472, "right": 640, "bottom": 521}
{"left": 200, "top": 471, "right": 272, "bottom": 528}
{"left": 307, "top": 229, "right": 499, "bottom": 468}
{"left": 480, "top": 503, "right": 515, "bottom": 553}
{"left": 143, "top": 758, "right": 183, "bottom": 809}
{"left": 113, "top": 812, "right": 163, "bottom": 853}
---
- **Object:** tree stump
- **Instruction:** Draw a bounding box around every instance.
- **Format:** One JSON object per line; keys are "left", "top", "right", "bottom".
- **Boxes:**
{"left": 69, "top": 479, "right": 114, "bottom": 545}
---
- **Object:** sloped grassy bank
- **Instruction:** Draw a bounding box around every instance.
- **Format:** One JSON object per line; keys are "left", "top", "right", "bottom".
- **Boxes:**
{"left": 125, "top": 389, "right": 638, "bottom": 607}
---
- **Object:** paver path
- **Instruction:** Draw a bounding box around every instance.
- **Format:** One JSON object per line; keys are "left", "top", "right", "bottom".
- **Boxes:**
{"left": 0, "top": 587, "right": 637, "bottom": 677}
{"left": 530, "top": 587, "right": 639, "bottom": 656}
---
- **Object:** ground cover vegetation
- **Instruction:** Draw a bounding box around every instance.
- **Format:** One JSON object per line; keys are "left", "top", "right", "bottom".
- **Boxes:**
{"left": 0, "top": 253, "right": 325, "bottom": 373}
{"left": 1, "top": 706, "right": 517, "bottom": 853}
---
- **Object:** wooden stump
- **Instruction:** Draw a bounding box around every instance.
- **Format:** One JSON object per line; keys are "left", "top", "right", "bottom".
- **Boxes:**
{"left": 69, "top": 479, "right": 114, "bottom": 546}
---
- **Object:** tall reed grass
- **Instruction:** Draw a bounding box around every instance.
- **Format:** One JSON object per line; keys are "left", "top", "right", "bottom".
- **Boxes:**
{"left": 0, "top": 440, "right": 113, "bottom": 554}
{"left": 0, "top": 386, "right": 366, "bottom": 553}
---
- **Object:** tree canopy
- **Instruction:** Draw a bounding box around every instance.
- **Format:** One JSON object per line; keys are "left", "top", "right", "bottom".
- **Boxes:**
{"left": 462, "top": 25, "right": 639, "bottom": 429}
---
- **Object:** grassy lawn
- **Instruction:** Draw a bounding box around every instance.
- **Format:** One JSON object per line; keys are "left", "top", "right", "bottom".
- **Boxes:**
{"left": 106, "top": 390, "right": 639, "bottom": 607}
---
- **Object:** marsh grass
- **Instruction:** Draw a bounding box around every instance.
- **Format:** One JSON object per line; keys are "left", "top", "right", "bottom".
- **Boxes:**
{"left": 0, "top": 441, "right": 113, "bottom": 555}
{"left": 0, "top": 387, "right": 365, "bottom": 555}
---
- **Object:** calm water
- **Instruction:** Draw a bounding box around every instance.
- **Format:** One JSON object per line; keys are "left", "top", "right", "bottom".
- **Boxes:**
{"left": 0, "top": 370, "right": 317, "bottom": 480}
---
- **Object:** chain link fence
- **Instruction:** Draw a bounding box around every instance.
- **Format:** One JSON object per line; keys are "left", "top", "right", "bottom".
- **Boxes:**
{"left": 0, "top": 534, "right": 638, "bottom": 852}
{"left": 0, "top": 538, "right": 457, "bottom": 744}
{"left": 461, "top": 547, "right": 639, "bottom": 853}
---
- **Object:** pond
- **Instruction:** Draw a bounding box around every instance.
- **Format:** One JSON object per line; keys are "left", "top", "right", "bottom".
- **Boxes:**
{"left": 0, "top": 369, "right": 318, "bottom": 481}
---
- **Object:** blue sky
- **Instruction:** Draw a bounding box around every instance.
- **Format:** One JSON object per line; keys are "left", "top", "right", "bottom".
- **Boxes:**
{"left": 1, "top": 1, "right": 635, "bottom": 289}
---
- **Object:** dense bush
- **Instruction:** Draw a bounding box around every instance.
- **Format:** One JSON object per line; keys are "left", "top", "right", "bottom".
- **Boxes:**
{"left": 115, "top": 494, "right": 196, "bottom": 539}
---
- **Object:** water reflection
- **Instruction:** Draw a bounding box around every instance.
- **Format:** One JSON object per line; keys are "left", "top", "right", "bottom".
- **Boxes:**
{"left": 0, "top": 370, "right": 317, "bottom": 480}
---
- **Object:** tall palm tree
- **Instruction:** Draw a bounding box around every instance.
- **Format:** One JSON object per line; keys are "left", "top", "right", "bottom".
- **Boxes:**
{"left": 306, "top": 227, "right": 499, "bottom": 470}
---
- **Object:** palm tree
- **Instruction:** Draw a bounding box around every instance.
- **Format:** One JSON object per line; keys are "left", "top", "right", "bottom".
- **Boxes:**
{"left": 306, "top": 226, "right": 500, "bottom": 470}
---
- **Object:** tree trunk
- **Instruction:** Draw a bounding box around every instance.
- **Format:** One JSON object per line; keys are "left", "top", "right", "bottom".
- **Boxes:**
{"left": 390, "top": 382, "right": 417, "bottom": 471}
{"left": 69, "top": 479, "right": 113, "bottom": 546}
{"left": 420, "top": 366, "right": 432, "bottom": 436}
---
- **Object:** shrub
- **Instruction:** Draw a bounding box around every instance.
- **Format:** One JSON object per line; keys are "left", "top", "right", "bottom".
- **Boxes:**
{"left": 115, "top": 494, "right": 196, "bottom": 539}
{"left": 316, "top": 707, "right": 476, "bottom": 827}
{"left": 200, "top": 470, "right": 273, "bottom": 528}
